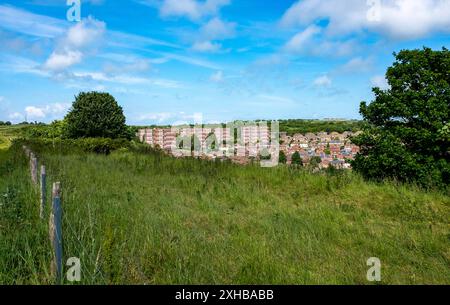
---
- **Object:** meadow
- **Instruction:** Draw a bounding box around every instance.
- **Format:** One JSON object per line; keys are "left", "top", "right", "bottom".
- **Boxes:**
{"left": 0, "top": 126, "right": 449, "bottom": 284}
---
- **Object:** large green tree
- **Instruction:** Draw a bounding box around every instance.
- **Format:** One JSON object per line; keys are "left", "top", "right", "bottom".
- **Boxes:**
{"left": 352, "top": 47, "right": 449, "bottom": 188}
{"left": 65, "top": 92, "right": 129, "bottom": 139}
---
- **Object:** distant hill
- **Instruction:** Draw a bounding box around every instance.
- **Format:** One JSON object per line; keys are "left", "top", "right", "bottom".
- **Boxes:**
{"left": 132, "top": 119, "right": 364, "bottom": 136}
{"left": 278, "top": 119, "right": 364, "bottom": 135}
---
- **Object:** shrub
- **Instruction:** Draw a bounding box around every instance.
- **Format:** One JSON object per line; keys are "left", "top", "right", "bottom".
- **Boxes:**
{"left": 21, "top": 138, "right": 130, "bottom": 155}
{"left": 309, "top": 156, "right": 322, "bottom": 169}
{"left": 291, "top": 151, "right": 303, "bottom": 166}
{"left": 65, "top": 92, "right": 129, "bottom": 139}
{"left": 23, "top": 120, "right": 67, "bottom": 139}
{"left": 279, "top": 151, "right": 287, "bottom": 164}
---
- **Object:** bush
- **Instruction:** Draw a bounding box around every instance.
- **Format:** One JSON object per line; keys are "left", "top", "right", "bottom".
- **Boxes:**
{"left": 65, "top": 92, "right": 129, "bottom": 139}
{"left": 21, "top": 138, "right": 131, "bottom": 155}
{"left": 291, "top": 151, "right": 303, "bottom": 166}
{"left": 309, "top": 156, "right": 322, "bottom": 169}
{"left": 23, "top": 120, "right": 67, "bottom": 139}
{"left": 279, "top": 151, "right": 287, "bottom": 164}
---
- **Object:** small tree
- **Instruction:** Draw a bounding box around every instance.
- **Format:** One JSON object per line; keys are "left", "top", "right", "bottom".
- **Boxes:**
{"left": 352, "top": 47, "right": 449, "bottom": 187}
{"left": 279, "top": 151, "right": 287, "bottom": 164}
{"left": 309, "top": 156, "right": 322, "bottom": 169}
{"left": 291, "top": 151, "right": 303, "bottom": 166}
{"left": 65, "top": 92, "right": 129, "bottom": 139}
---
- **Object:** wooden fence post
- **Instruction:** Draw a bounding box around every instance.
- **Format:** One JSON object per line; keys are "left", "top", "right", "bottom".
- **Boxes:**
{"left": 30, "top": 153, "right": 38, "bottom": 185}
{"left": 23, "top": 145, "right": 30, "bottom": 158}
{"left": 49, "top": 182, "right": 63, "bottom": 284}
{"left": 40, "top": 165, "right": 46, "bottom": 219}
{"left": 29, "top": 152, "right": 33, "bottom": 180}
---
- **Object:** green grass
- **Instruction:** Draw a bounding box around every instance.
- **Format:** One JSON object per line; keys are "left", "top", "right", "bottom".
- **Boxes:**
{"left": 0, "top": 136, "right": 449, "bottom": 284}
{"left": 0, "top": 125, "right": 24, "bottom": 150}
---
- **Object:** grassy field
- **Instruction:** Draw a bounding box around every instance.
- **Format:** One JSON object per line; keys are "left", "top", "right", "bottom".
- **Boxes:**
{"left": 0, "top": 127, "right": 449, "bottom": 284}
{"left": 0, "top": 125, "right": 23, "bottom": 150}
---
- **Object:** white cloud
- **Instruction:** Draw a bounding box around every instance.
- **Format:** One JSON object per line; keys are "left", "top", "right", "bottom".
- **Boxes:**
{"left": 283, "top": 24, "right": 359, "bottom": 57}
{"left": 103, "top": 58, "right": 152, "bottom": 75}
{"left": 43, "top": 50, "right": 83, "bottom": 71}
{"left": 157, "top": 0, "right": 231, "bottom": 21}
{"left": 284, "top": 25, "right": 321, "bottom": 53}
{"left": 283, "top": 24, "right": 358, "bottom": 57}
{"left": 42, "top": 17, "right": 106, "bottom": 72}
{"left": 25, "top": 103, "right": 71, "bottom": 120}
{"left": 66, "top": 18, "right": 106, "bottom": 48}
{"left": 137, "top": 111, "right": 203, "bottom": 124}
{"left": 70, "top": 71, "right": 185, "bottom": 88}
{"left": 48, "top": 103, "right": 71, "bottom": 114}
{"left": 210, "top": 70, "right": 224, "bottom": 82}
{"left": 8, "top": 112, "right": 23, "bottom": 121}
{"left": 158, "top": 52, "right": 222, "bottom": 69}
{"left": 0, "top": 54, "right": 184, "bottom": 88}
{"left": 281, "top": 0, "right": 450, "bottom": 40}
{"left": 313, "top": 75, "right": 332, "bottom": 87}
{"left": 0, "top": 5, "right": 66, "bottom": 38}
{"left": 371, "top": 75, "right": 390, "bottom": 90}
{"left": 200, "top": 17, "right": 236, "bottom": 40}
{"left": 337, "top": 57, "right": 374, "bottom": 73}
{"left": 25, "top": 106, "right": 46, "bottom": 119}
{"left": 0, "top": 55, "right": 48, "bottom": 77}
{"left": 191, "top": 41, "right": 222, "bottom": 52}
{"left": 190, "top": 17, "right": 235, "bottom": 53}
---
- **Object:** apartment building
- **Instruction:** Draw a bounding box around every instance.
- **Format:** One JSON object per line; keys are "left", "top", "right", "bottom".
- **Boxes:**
{"left": 152, "top": 128, "right": 164, "bottom": 148}
{"left": 163, "top": 129, "right": 177, "bottom": 150}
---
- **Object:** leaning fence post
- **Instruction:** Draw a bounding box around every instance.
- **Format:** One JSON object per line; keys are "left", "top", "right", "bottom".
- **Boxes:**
{"left": 40, "top": 165, "right": 46, "bottom": 219}
{"left": 49, "top": 182, "right": 63, "bottom": 284}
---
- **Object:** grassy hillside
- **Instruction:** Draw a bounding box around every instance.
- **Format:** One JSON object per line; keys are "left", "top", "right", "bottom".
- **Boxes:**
{"left": 0, "top": 125, "right": 24, "bottom": 150}
{"left": 132, "top": 119, "right": 364, "bottom": 136}
{"left": 0, "top": 133, "right": 448, "bottom": 284}
{"left": 278, "top": 119, "right": 364, "bottom": 135}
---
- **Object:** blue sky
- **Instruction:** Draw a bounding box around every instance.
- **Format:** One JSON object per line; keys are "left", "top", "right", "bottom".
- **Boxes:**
{"left": 0, "top": 0, "right": 449, "bottom": 125}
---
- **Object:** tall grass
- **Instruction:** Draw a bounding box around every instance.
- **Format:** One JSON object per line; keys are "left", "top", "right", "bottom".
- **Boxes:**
{"left": 0, "top": 139, "right": 449, "bottom": 284}
{"left": 0, "top": 144, "right": 52, "bottom": 284}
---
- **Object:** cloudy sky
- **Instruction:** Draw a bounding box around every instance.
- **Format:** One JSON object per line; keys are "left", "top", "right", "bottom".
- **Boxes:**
{"left": 0, "top": 0, "right": 449, "bottom": 124}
